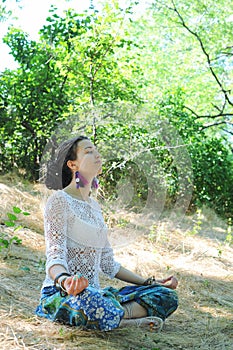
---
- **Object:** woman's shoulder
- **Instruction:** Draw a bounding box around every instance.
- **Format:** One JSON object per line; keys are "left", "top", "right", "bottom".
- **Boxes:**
{"left": 46, "top": 190, "right": 68, "bottom": 208}
{"left": 46, "top": 191, "right": 102, "bottom": 212}
{"left": 89, "top": 196, "right": 102, "bottom": 212}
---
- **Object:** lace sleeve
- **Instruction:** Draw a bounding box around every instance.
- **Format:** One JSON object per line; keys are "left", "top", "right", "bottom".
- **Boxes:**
{"left": 44, "top": 192, "right": 69, "bottom": 275}
{"left": 100, "top": 239, "right": 121, "bottom": 279}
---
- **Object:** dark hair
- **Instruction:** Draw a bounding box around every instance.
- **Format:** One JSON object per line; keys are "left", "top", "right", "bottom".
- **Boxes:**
{"left": 45, "top": 135, "right": 89, "bottom": 190}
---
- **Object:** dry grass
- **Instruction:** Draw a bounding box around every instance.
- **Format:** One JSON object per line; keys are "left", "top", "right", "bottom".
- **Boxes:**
{"left": 0, "top": 176, "right": 232, "bottom": 350}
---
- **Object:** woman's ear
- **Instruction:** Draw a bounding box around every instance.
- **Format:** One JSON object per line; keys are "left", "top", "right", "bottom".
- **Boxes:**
{"left": 66, "top": 160, "right": 78, "bottom": 171}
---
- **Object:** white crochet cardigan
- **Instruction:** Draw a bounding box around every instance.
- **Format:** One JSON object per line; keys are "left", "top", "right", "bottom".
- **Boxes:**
{"left": 42, "top": 190, "right": 121, "bottom": 290}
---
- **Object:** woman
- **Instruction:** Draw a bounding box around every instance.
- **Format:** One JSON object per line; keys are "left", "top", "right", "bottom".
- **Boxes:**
{"left": 36, "top": 135, "right": 178, "bottom": 332}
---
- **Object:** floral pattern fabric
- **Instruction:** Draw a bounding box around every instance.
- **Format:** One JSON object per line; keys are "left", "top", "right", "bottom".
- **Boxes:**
{"left": 36, "top": 284, "right": 178, "bottom": 331}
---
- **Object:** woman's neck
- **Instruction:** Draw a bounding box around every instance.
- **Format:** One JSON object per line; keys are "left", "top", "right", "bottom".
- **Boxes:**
{"left": 64, "top": 181, "right": 92, "bottom": 202}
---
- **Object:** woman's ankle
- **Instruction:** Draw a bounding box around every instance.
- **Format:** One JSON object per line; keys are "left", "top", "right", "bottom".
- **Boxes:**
{"left": 119, "top": 316, "right": 163, "bottom": 331}
{"left": 123, "top": 301, "right": 147, "bottom": 319}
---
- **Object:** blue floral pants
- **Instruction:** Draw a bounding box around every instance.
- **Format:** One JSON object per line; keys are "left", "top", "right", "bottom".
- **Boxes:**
{"left": 36, "top": 284, "right": 178, "bottom": 332}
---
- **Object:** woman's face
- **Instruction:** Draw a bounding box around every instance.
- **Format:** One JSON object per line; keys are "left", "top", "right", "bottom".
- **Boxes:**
{"left": 75, "top": 139, "right": 102, "bottom": 177}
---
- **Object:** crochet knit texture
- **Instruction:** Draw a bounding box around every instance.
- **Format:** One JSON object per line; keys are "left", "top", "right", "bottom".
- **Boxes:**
{"left": 42, "top": 190, "right": 121, "bottom": 289}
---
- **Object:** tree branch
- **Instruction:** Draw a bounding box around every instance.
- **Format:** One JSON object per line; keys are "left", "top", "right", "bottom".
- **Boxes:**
{"left": 22, "top": 120, "right": 36, "bottom": 136}
{"left": 223, "top": 128, "right": 233, "bottom": 136}
{"left": 171, "top": 0, "right": 233, "bottom": 108}
{"left": 184, "top": 105, "right": 233, "bottom": 119}
{"left": 200, "top": 121, "right": 228, "bottom": 130}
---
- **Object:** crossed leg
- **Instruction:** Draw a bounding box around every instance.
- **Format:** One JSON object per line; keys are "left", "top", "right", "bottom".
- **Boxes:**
{"left": 119, "top": 301, "right": 163, "bottom": 331}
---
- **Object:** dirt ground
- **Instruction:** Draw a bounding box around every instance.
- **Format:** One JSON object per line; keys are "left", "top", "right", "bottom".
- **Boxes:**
{"left": 0, "top": 177, "right": 232, "bottom": 350}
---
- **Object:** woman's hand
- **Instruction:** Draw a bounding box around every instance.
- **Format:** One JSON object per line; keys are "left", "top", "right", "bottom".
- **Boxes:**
{"left": 157, "top": 275, "right": 178, "bottom": 290}
{"left": 63, "top": 275, "right": 89, "bottom": 296}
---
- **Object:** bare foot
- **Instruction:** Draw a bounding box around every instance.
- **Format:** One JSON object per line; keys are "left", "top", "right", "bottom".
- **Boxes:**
{"left": 120, "top": 316, "right": 163, "bottom": 332}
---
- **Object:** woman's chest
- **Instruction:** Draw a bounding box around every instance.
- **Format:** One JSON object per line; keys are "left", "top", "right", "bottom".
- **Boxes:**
{"left": 67, "top": 204, "right": 108, "bottom": 248}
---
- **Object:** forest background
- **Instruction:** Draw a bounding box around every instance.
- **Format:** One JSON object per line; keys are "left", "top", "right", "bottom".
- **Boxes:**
{"left": 0, "top": 0, "right": 233, "bottom": 219}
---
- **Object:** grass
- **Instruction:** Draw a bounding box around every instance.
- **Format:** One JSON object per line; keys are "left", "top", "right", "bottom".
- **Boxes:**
{"left": 0, "top": 176, "right": 232, "bottom": 350}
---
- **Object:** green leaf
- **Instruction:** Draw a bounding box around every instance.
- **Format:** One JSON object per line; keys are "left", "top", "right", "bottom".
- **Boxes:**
{"left": 7, "top": 213, "right": 17, "bottom": 221}
{"left": 0, "top": 239, "right": 9, "bottom": 249}
{"left": 14, "top": 225, "right": 23, "bottom": 232}
{"left": 13, "top": 206, "right": 22, "bottom": 214}
{"left": 5, "top": 221, "right": 15, "bottom": 227}
{"left": 12, "top": 236, "right": 22, "bottom": 245}
{"left": 20, "top": 266, "right": 30, "bottom": 272}
{"left": 22, "top": 212, "right": 30, "bottom": 216}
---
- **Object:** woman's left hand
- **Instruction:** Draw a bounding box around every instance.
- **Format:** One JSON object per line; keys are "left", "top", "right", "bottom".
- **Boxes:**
{"left": 157, "top": 275, "right": 178, "bottom": 289}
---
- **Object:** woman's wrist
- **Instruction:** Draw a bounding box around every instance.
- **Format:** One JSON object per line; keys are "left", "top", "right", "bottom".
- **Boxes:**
{"left": 143, "top": 276, "right": 158, "bottom": 286}
{"left": 54, "top": 272, "right": 71, "bottom": 296}
{"left": 58, "top": 275, "right": 68, "bottom": 289}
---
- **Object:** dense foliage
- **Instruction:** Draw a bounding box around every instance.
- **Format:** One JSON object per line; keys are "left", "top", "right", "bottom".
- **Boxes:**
{"left": 0, "top": 0, "right": 232, "bottom": 218}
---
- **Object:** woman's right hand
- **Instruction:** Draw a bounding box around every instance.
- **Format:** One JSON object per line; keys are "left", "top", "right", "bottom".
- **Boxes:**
{"left": 157, "top": 275, "right": 178, "bottom": 290}
{"left": 63, "top": 275, "right": 89, "bottom": 296}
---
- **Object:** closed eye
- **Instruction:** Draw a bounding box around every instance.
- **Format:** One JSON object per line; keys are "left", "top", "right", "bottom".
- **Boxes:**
{"left": 84, "top": 146, "right": 96, "bottom": 154}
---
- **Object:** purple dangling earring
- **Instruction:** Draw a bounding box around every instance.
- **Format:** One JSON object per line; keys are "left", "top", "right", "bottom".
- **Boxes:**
{"left": 75, "top": 171, "right": 89, "bottom": 188}
{"left": 91, "top": 177, "right": 99, "bottom": 189}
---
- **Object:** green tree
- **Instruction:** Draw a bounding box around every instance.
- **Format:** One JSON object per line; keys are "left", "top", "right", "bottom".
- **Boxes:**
{"left": 0, "top": 3, "right": 144, "bottom": 179}
{"left": 129, "top": 0, "right": 233, "bottom": 137}
{"left": 155, "top": 89, "right": 233, "bottom": 217}
{"left": 39, "top": 4, "right": 143, "bottom": 108}
{"left": 1, "top": 27, "right": 71, "bottom": 178}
